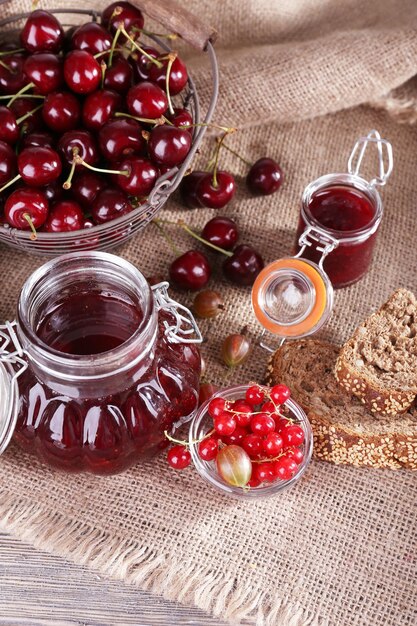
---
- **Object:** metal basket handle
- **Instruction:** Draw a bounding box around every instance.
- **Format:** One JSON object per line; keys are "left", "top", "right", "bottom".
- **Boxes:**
{"left": 347, "top": 129, "right": 393, "bottom": 187}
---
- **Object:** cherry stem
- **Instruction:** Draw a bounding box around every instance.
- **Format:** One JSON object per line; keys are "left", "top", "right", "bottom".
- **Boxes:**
{"left": 163, "top": 428, "right": 215, "bottom": 447}
{"left": 7, "top": 82, "right": 34, "bottom": 107}
{"left": 114, "top": 111, "right": 166, "bottom": 126}
{"left": 74, "top": 155, "right": 129, "bottom": 177}
{"left": 94, "top": 47, "right": 124, "bottom": 60}
{"left": 0, "top": 48, "right": 25, "bottom": 57}
{"left": 100, "top": 60, "right": 107, "bottom": 89}
{"left": 155, "top": 218, "right": 234, "bottom": 258}
{"left": 0, "top": 173, "right": 21, "bottom": 194}
{"left": 211, "top": 130, "right": 235, "bottom": 188}
{"left": 15, "top": 103, "right": 43, "bottom": 125}
{"left": 165, "top": 52, "right": 177, "bottom": 116}
{"left": 62, "top": 148, "right": 79, "bottom": 190}
{"left": 152, "top": 219, "right": 182, "bottom": 256}
{"left": 220, "top": 141, "right": 252, "bottom": 167}
{"left": 23, "top": 213, "right": 38, "bottom": 240}
{"left": 108, "top": 26, "right": 122, "bottom": 67}
{"left": 119, "top": 26, "right": 163, "bottom": 68}
{"left": 0, "top": 59, "right": 12, "bottom": 72}
{"left": 0, "top": 94, "right": 44, "bottom": 101}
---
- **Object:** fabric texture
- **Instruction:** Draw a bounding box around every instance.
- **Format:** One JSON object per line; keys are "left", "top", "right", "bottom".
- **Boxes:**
{"left": 0, "top": 1, "right": 416, "bottom": 625}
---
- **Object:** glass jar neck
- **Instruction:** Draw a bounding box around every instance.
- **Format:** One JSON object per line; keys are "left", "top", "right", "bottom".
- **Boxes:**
{"left": 17, "top": 252, "right": 157, "bottom": 398}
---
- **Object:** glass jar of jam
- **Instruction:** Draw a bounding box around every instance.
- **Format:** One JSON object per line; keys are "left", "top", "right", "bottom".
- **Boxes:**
{"left": 0, "top": 252, "right": 202, "bottom": 474}
{"left": 294, "top": 130, "right": 393, "bottom": 288}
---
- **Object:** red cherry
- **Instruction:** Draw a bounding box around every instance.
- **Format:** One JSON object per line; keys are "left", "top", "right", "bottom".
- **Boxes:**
{"left": 44, "top": 200, "right": 84, "bottom": 232}
{"left": 247, "top": 157, "right": 283, "bottom": 196}
{"left": 262, "top": 432, "right": 284, "bottom": 457}
{"left": 241, "top": 433, "right": 263, "bottom": 458}
{"left": 127, "top": 81, "right": 168, "bottom": 119}
{"left": 207, "top": 397, "right": 226, "bottom": 419}
{"left": 270, "top": 384, "right": 291, "bottom": 405}
{"left": 82, "top": 89, "right": 121, "bottom": 131}
{"left": 250, "top": 413, "right": 275, "bottom": 436}
{"left": 91, "top": 187, "right": 133, "bottom": 224}
{"left": 71, "top": 22, "right": 112, "bottom": 55}
{"left": 197, "top": 171, "right": 236, "bottom": 209}
{"left": 130, "top": 46, "right": 159, "bottom": 81}
{"left": 22, "top": 131, "right": 54, "bottom": 150}
{"left": 286, "top": 447, "right": 304, "bottom": 465}
{"left": 214, "top": 412, "right": 236, "bottom": 437}
{"left": 231, "top": 400, "right": 252, "bottom": 427}
{"left": 103, "top": 54, "right": 133, "bottom": 93}
{"left": 167, "top": 444, "right": 191, "bottom": 470}
{"left": 71, "top": 171, "right": 107, "bottom": 208}
{"left": 10, "top": 98, "right": 43, "bottom": 133}
{"left": 198, "top": 437, "right": 219, "bottom": 462}
{"left": 169, "top": 250, "right": 211, "bottom": 291}
{"left": 42, "top": 180, "right": 63, "bottom": 205}
{"left": 281, "top": 424, "right": 305, "bottom": 447}
{"left": 148, "top": 125, "right": 192, "bottom": 167}
{"left": 0, "top": 107, "right": 19, "bottom": 144}
{"left": 253, "top": 462, "right": 275, "bottom": 483}
{"left": 4, "top": 187, "right": 48, "bottom": 229}
{"left": 222, "top": 244, "right": 264, "bottom": 286}
{"left": 20, "top": 10, "right": 64, "bottom": 54}
{"left": 0, "top": 52, "right": 28, "bottom": 94}
{"left": 274, "top": 456, "right": 298, "bottom": 480}
{"left": 58, "top": 130, "right": 99, "bottom": 167}
{"left": 24, "top": 53, "right": 63, "bottom": 94}
{"left": 64, "top": 50, "right": 101, "bottom": 94}
{"left": 149, "top": 56, "right": 188, "bottom": 95}
{"left": 245, "top": 385, "right": 265, "bottom": 406}
{"left": 112, "top": 156, "right": 158, "bottom": 196}
{"left": 18, "top": 146, "right": 62, "bottom": 186}
{"left": 201, "top": 217, "right": 239, "bottom": 251}
{"left": 179, "top": 171, "right": 206, "bottom": 209}
{"left": 0, "top": 141, "right": 17, "bottom": 185}
{"left": 99, "top": 118, "right": 144, "bottom": 161}
{"left": 42, "top": 91, "right": 80, "bottom": 132}
{"left": 102, "top": 1, "right": 144, "bottom": 35}
{"left": 167, "top": 107, "right": 193, "bottom": 131}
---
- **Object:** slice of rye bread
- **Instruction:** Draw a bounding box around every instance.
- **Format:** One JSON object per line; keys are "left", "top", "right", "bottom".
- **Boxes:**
{"left": 266, "top": 339, "right": 417, "bottom": 469}
{"left": 335, "top": 289, "right": 417, "bottom": 417}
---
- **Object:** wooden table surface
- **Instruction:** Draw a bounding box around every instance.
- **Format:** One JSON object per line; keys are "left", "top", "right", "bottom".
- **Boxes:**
{"left": 0, "top": 532, "right": 232, "bottom": 626}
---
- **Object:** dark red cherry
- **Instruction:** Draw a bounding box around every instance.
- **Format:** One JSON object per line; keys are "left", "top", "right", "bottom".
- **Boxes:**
{"left": 126, "top": 81, "right": 168, "bottom": 119}
{"left": 222, "top": 244, "right": 264, "bottom": 286}
{"left": 92, "top": 187, "right": 133, "bottom": 224}
{"left": 64, "top": 50, "right": 101, "bottom": 94}
{"left": 23, "top": 53, "right": 63, "bottom": 94}
{"left": 246, "top": 157, "right": 283, "bottom": 195}
{"left": 103, "top": 54, "right": 133, "bottom": 93}
{"left": 149, "top": 56, "right": 188, "bottom": 95}
{"left": 82, "top": 89, "right": 121, "bottom": 131}
{"left": 197, "top": 171, "right": 236, "bottom": 209}
{"left": 10, "top": 98, "right": 44, "bottom": 133}
{"left": 42, "top": 91, "right": 80, "bottom": 132}
{"left": 71, "top": 171, "right": 107, "bottom": 208}
{"left": 202, "top": 217, "right": 239, "bottom": 251}
{"left": 58, "top": 130, "right": 99, "bottom": 167}
{"left": 4, "top": 187, "right": 48, "bottom": 229}
{"left": 169, "top": 250, "right": 211, "bottom": 291}
{"left": 129, "top": 46, "right": 159, "bottom": 81}
{"left": 71, "top": 22, "right": 112, "bottom": 55}
{"left": 179, "top": 171, "right": 206, "bottom": 209}
{"left": 148, "top": 125, "right": 192, "bottom": 167}
{"left": 98, "top": 118, "right": 144, "bottom": 161}
{"left": 0, "top": 106, "right": 19, "bottom": 144}
{"left": 0, "top": 52, "right": 28, "bottom": 94}
{"left": 44, "top": 200, "right": 84, "bottom": 232}
{"left": 112, "top": 156, "right": 158, "bottom": 196}
{"left": 168, "top": 107, "right": 193, "bottom": 131}
{"left": 102, "top": 1, "right": 144, "bottom": 36}
{"left": 22, "top": 131, "right": 55, "bottom": 149}
{"left": 0, "top": 140, "right": 17, "bottom": 186}
{"left": 20, "top": 10, "right": 64, "bottom": 54}
{"left": 42, "top": 180, "right": 63, "bottom": 204}
{"left": 18, "top": 146, "right": 62, "bottom": 186}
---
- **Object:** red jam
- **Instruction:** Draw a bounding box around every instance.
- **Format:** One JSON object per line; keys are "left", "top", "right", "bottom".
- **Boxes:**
{"left": 14, "top": 291, "right": 201, "bottom": 474}
{"left": 295, "top": 185, "right": 379, "bottom": 288}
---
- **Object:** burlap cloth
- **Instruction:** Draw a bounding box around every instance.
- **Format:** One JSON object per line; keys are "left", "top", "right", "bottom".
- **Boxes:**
{"left": 0, "top": 1, "right": 416, "bottom": 625}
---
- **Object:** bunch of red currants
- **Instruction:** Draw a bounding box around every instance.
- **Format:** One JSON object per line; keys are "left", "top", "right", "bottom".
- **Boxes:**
{"left": 0, "top": 2, "right": 193, "bottom": 237}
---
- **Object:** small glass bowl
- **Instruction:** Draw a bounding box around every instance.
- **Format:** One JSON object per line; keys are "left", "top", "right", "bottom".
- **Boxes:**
{"left": 189, "top": 384, "right": 313, "bottom": 499}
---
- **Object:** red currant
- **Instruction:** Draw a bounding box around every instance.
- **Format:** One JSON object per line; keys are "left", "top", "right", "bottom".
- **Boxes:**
{"left": 275, "top": 417, "right": 292, "bottom": 432}
{"left": 281, "top": 424, "right": 305, "bottom": 447}
{"left": 274, "top": 456, "right": 298, "bottom": 480}
{"left": 270, "top": 384, "right": 291, "bottom": 405}
{"left": 214, "top": 412, "right": 236, "bottom": 437}
{"left": 231, "top": 400, "right": 252, "bottom": 427}
{"left": 167, "top": 445, "right": 191, "bottom": 470}
{"left": 286, "top": 447, "right": 304, "bottom": 464}
{"left": 253, "top": 462, "right": 275, "bottom": 483}
{"left": 250, "top": 413, "right": 275, "bottom": 436}
{"left": 245, "top": 385, "right": 265, "bottom": 406}
{"left": 198, "top": 437, "right": 219, "bottom": 462}
{"left": 207, "top": 397, "right": 226, "bottom": 419}
{"left": 262, "top": 432, "right": 284, "bottom": 456}
{"left": 261, "top": 400, "right": 278, "bottom": 414}
{"left": 223, "top": 425, "right": 247, "bottom": 446}
{"left": 247, "top": 475, "right": 261, "bottom": 488}
{"left": 241, "top": 433, "right": 263, "bottom": 458}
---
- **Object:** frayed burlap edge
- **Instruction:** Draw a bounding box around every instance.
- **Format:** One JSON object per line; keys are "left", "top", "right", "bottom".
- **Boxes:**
{"left": 0, "top": 490, "right": 328, "bottom": 626}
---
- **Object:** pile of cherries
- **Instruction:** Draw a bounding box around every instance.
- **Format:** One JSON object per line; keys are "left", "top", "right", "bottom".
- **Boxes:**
{"left": 0, "top": 3, "right": 193, "bottom": 236}
{"left": 167, "top": 383, "right": 306, "bottom": 490}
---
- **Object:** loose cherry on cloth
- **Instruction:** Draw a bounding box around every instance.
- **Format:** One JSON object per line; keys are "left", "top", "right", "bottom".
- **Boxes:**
{"left": 169, "top": 250, "right": 211, "bottom": 291}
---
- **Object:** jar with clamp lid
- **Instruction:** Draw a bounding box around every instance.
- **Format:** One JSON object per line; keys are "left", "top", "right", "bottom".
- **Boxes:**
{"left": 0, "top": 252, "right": 202, "bottom": 474}
{"left": 294, "top": 130, "right": 393, "bottom": 288}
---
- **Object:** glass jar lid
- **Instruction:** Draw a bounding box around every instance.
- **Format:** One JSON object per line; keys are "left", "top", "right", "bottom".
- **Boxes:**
{"left": 251, "top": 256, "right": 334, "bottom": 338}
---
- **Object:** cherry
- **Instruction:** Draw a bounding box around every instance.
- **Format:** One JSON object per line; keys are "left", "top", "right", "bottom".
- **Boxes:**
{"left": 42, "top": 91, "right": 80, "bottom": 132}
{"left": 58, "top": 130, "right": 99, "bottom": 167}
{"left": 102, "top": 1, "right": 144, "bottom": 36}
{"left": 22, "top": 131, "right": 55, "bottom": 149}
{"left": 148, "top": 125, "right": 192, "bottom": 167}
{"left": 126, "top": 81, "right": 168, "bottom": 119}
{"left": 167, "top": 444, "right": 191, "bottom": 470}
{"left": 15, "top": 146, "right": 61, "bottom": 188}
{"left": 112, "top": 156, "right": 158, "bottom": 196}
{"left": 241, "top": 433, "right": 263, "bottom": 458}
{"left": 71, "top": 22, "right": 112, "bottom": 55}
{"left": 169, "top": 250, "right": 211, "bottom": 291}
{"left": 0, "top": 106, "right": 19, "bottom": 144}
{"left": 130, "top": 46, "right": 159, "bottom": 81}
{"left": 0, "top": 141, "right": 17, "bottom": 186}
{"left": 274, "top": 456, "right": 298, "bottom": 480}
{"left": 222, "top": 244, "right": 264, "bottom": 286}
{"left": 207, "top": 397, "right": 226, "bottom": 419}
{"left": 149, "top": 56, "right": 188, "bottom": 95}
{"left": 250, "top": 413, "right": 275, "bottom": 436}
{"left": 179, "top": 171, "right": 206, "bottom": 209}
{"left": 42, "top": 180, "right": 63, "bottom": 205}
{"left": 262, "top": 432, "right": 284, "bottom": 457}
{"left": 198, "top": 437, "right": 218, "bottom": 462}
{"left": 91, "top": 187, "right": 133, "bottom": 224}
{"left": 4, "top": 187, "right": 48, "bottom": 231}
{"left": 281, "top": 424, "right": 305, "bottom": 447}
{"left": 247, "top": 157, "right": 283, "bottom": 196}
{"left": 201, "top": 217, "right": 239, "bottom": 251}
{"left": 103, "top": 54, "right": 133, "bottom": 93}
{"left": 168, "top": 107, "right": 193, "bottom": 131}
{"left": 22, "top": 52, "right": 63, "bottom": 95}
{"left": 286, "top": 447, "right": 304, "bottom": 465}
{"left": 64, "top": 50, "right": 101, "bottom": 94}
{"left": 71, "top": 171, "right": 107, "bottom": 208}
{"left": 214, "top": 413, "right": 236, "bottom": 437}
{"left": 197, "top": 171, "right": 236, "bottom": 209}
{"left": 20, "top": 10, "right": 64, "bottom": 54}
{"left": 245, "top": 385, "right": 265, "bottom": 406}
{"left": 270, "top": 384, "right": 291, "bottom": 405}
{"left": 82, "top": 89, "right": 121, "bottom": 131}
{"left": 10, "top": 98, "right": 43, "bottom": 133}
{"left": 99, "top": 118, "right": 145, "bottom": 161}
{"left": 0, "top": 52, "right": 28, "bottom": 94}
{"left": 44, "top": 200, "right": 84, "bottom": 232}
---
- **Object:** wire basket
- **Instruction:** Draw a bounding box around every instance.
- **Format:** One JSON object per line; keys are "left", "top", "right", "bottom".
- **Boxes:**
{"left": 0, "top": 3, "right": 218, "bottom": 255}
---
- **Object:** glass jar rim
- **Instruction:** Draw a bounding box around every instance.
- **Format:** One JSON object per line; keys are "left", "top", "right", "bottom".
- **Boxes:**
{"left": 301, "top": 173, "right": 383, "bottom": 243}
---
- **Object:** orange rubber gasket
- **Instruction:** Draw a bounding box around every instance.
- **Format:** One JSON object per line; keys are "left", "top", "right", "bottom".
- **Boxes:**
{"left": 251, "top": 258, "right": 327, "bottom": 337}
